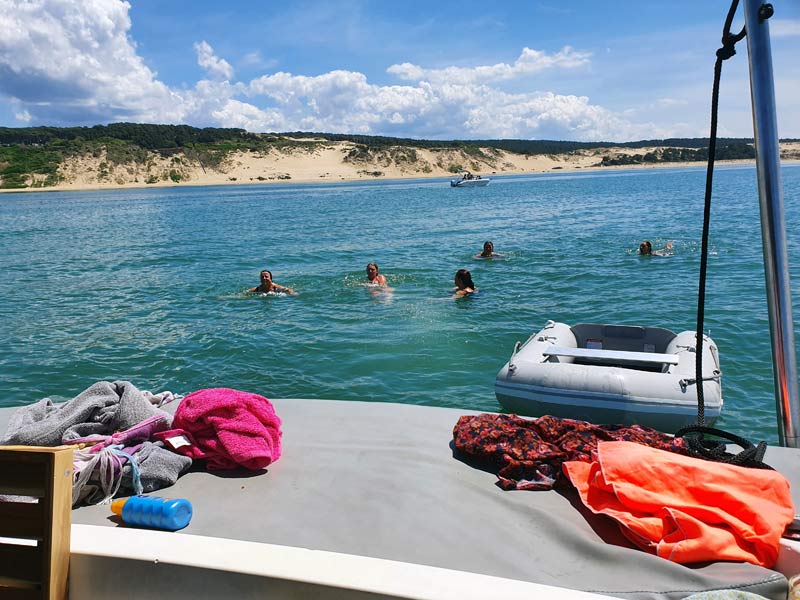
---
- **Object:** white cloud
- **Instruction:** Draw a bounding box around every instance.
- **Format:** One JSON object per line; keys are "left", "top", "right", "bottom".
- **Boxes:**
{"left": 0, "top": 0, "right": 184, "bottom": 124}
{"left": 241, "top": 68, "right": 663, "bottom": 141}
{"left": 387, "top": 46, "right": 590, "bottom": 85}
{"left": 194, "top": 41, "right": 234, "bottom": 81}
{"left": 0, "top": 0, "right": 685, "bottom": 141}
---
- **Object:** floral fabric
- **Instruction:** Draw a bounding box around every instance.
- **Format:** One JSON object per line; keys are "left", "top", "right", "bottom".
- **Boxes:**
{"left": 452, "top": 413, "right": 687, "bottom": 490}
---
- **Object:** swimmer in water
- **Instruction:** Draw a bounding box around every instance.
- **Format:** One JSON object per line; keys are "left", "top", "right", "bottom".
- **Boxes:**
{"left": 474, "top": 240, "right": 502, "bottom": 259}
{"left": 249, "top": 270, "right": 297, "bottom": 295}
{"left": 365, "top": 262, "right": 387, "bottom": 286}
{"left": 453, "top": 268, "right": 477, "bottom": 298}
{"left": 638, "top": 240, "right": 673, "bottom": 257}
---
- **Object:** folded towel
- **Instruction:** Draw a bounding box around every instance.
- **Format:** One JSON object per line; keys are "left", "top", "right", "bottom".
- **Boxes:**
{"left": 155, "top": 388, "right": 282, "bottom": 470}
{"left": 563, "top": 440, "right": 795, "bottom": 567}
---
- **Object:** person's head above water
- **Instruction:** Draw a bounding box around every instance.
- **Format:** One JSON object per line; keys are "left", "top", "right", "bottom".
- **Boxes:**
{"left": 454, "top": 268, "right": 475, "bottom": 290}
{"left": 639, "top": 241, "right": 653, "bottom": 255}
{"left": 251, "top": 269, "right": 297, "bottom": 295}
{"left": 480, "top": 241, "right": 494, "bottom": 257}
{"left": 365, "top": 262, "right": 387, "bottom": 286}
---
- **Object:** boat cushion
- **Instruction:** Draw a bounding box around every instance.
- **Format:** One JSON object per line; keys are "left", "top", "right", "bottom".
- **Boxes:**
{"left": 0, "top": 398, "right": 794, "bottom": 600}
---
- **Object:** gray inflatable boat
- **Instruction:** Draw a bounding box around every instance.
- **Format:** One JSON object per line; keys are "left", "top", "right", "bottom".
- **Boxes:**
{"left": 495, "top": 321, "right": 723, "bottom": 432}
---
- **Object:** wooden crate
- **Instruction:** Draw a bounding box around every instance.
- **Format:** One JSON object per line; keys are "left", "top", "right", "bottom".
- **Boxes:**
{"left": 0, "top": 446, "right": 73, "bottom": 600}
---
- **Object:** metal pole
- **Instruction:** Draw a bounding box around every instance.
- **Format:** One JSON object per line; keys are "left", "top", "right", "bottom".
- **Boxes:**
{"left": 743, "top": 0, "right": 800, "bottom": 447}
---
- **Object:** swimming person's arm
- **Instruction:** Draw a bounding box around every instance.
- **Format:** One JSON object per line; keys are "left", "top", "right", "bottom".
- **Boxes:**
{"left": 274, "top": 284, "right": 298, "bottom": 295}
{"left": 653, "top": 242, "right": 674, "bottom": 257}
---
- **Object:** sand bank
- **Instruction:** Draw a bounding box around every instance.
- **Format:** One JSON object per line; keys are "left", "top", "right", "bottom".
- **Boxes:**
{"left": 3, "top": 140, "right": 799, "bottom": 194}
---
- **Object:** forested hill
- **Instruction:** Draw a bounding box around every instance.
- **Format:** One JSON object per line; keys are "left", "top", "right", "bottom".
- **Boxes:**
{"left": 0, "top": 123, "right": 770, "bottom": 154}
{"left": 1, "top": 123, "right": 795, "bottom": 190}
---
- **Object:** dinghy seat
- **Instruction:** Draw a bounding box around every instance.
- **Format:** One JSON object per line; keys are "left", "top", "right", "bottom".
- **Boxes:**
{"left": 543, "top": 346, "right": 680, "bottom": 366}
{"left": 552, "top": 323, "right": 681, "bottom": 370}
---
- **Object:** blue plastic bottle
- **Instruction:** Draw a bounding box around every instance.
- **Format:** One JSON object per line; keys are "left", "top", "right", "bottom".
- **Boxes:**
{"left": 111, "top": 495, "right": 193, "bottom": 531}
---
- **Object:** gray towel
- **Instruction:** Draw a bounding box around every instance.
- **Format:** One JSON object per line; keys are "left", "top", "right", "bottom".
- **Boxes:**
{"left": 122, "top": 441, "right": 193, "bottom": 494}
{"left": 0, "top": 381, "right": 172, "bottom": 446}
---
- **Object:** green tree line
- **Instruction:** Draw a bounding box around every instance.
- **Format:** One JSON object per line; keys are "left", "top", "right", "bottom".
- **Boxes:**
{"left": 0, "top": 123, "right": 788, "bottom": 189}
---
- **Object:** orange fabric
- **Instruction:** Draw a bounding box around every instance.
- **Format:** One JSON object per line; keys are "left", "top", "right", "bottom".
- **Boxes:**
{"left": 563, "top": 441, "right": 794, "bottom": 567}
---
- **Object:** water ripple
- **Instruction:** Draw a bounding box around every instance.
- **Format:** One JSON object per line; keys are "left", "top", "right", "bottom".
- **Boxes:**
{"left": 2, "top": 165, "right": 798, "bottom": 443}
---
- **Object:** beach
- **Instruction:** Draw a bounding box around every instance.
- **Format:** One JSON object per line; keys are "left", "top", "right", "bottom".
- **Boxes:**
{"left": 4, "top": 140, "right": 799, "bottom": 193}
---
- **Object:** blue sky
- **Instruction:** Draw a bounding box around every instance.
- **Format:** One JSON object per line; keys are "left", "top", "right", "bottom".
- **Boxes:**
{"left": 0, "top": 0, "right": 798, "bottom": 141}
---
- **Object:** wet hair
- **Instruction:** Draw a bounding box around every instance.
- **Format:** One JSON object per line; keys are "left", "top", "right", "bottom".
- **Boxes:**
{"left": 455, "top": 268, "right": 475, "bottom": 289}
{"left": 639, "top": 241, "right": 652, "bottom": 255}
{"left": 366, "top": 262, "right": 379, "bottom": 272}
{"left": 260, "top": 269, "right": 273, "bottom": 278}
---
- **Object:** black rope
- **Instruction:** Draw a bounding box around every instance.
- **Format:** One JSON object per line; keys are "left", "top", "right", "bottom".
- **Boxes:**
{"left": 674, "top": 425, "right": 772, "bottom": 470}
{"left": 694, "top": 0, "right": 745, "bottom": 425}
{"left": 678, "top": 0, "right": 776, "bottom": 470}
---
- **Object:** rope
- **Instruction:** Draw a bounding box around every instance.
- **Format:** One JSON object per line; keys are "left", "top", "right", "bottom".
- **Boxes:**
{"left": 678, "top": 0, "right": 776, "bottom": 470}
{"left": 674, "top": 425, "right": 772, "bottom": 470}
{"left": 694, "top": 0, "right": 745, "bottom": 425}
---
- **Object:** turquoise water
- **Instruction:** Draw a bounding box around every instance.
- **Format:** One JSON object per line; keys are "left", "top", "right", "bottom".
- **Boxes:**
{"left": 1, "top": 165, "right": 798, "bottom": 444}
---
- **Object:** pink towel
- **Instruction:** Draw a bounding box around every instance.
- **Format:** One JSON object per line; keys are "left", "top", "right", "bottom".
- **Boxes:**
{"left": 155, "top": 388, "right": 282, "bottom": 470}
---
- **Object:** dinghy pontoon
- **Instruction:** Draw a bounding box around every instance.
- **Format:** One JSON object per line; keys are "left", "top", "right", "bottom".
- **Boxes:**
{"left": 495, "top": 320, "right": 723, "bottom": 432}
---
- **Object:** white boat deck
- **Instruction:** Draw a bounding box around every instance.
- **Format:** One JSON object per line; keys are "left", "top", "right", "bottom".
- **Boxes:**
{"left": 1, "top": 398, "right": 797, "bottom": 599}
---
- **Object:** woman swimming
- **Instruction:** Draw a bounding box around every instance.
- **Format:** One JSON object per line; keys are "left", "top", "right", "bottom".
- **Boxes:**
{"left": 249, "top": 269, "right": 297, "bottom": 295}
{"left": 365, "top": 262, "right": 388, "bottom": 286}
{"left": 638, "top": 240, "right": 673, "bottom": 257}
{"left": 474, "top": 241, "right": 502, "bottom": 259}
{"left": 453, "top": 268, "right": 477, "bottom": 298}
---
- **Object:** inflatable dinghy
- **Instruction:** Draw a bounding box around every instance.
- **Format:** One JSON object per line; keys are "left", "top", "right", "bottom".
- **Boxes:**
{"left": 495, "top": 321, "right": 722, "bottom": 432}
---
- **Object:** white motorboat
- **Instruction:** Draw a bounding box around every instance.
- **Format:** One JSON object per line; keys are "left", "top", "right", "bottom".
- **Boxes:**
{"left": 495, "top": 321, "right": 723, "bottom": 432}
{"left": 450, "top": 172, "right": 490, "bottom": 187}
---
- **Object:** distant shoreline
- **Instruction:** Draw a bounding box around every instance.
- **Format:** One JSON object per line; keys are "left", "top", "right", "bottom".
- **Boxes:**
{"left": 3, "top": 156, "right": 797, "bottom": 195}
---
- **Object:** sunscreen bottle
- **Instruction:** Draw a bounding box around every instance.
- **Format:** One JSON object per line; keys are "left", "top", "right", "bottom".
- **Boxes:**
{"left": 110, "top": 495, "right": 193, "bottom": 531}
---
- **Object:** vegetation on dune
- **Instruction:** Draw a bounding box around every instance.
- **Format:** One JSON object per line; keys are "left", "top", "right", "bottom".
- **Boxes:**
{"left": 599, "top": 142, "right": 756, "bottom": 166}
{"left": 0, "top": 123, "right": 782, "bottom": 189}
{"left": 0, "top": 145, "right": 62, "bottom": 188}
{"left": 284, "top": 131, "right": 759, "bottom": 156}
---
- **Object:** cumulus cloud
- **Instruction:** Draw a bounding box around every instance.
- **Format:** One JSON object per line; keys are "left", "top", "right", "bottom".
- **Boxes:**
{"left": 0, "top": 0, "right": 185, "bottom": 125}
{"left": 194, "top": 41, "right": 234, "bottom": 81}
{"left": 387, "top": 46, "right": 591, "bottom": 85}
{"left": 0, "top": 0, "right": 663, "bottom": 140}
{"left": 241, "top": 68, "right": 657, "bottom": 140}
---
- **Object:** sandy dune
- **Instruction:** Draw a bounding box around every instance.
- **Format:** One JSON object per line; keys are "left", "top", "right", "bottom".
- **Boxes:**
{"left": 6, "top": 140, "right": 800, "bottom": 193}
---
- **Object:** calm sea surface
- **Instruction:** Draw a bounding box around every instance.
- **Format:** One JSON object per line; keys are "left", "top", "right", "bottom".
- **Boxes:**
{"left": 1, "top": 165, "right": 799, "bottom": 443}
